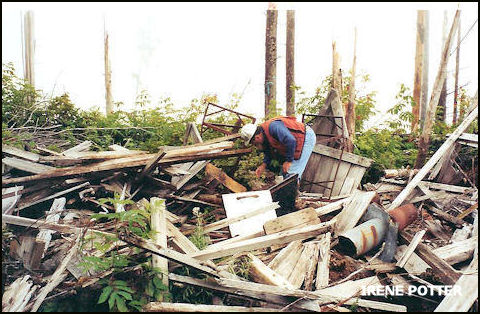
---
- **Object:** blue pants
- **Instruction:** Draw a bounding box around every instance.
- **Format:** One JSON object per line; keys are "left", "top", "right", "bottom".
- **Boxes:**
{"left": 283, "top": 126, "right": 316, "bottom": 180}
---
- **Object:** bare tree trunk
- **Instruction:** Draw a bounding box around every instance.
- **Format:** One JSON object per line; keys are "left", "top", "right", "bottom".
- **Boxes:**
{"left": 420, "top": 11, "right": 430, "bottom": 129}
{"left": 412, "top": 11, "right": 427, "bottom": 133}
{"left": 104, "top": 30, "right": 113, "bottom": 116}
{"left": 345, "top": 28, "right": 357, "bottom": 152}
{"left": 437, "top": 11, "right": 448, "bottom": 122}
{"left": 453, "top": 13, "right": 461, "bottom": 125}
{"left": 265, "top": 3, "right": 278, "bottom": 118}
{"left": 286, "top": 10, "right": 295, "bottom": 117}
{"left": 332, "top": 41, "right": 342, "bottom": 92}
{"left": 23, "top": 11, "right": 35, "bottom": 88}
{"left": 415, "top": 10, "right": 460, "bottom": 169}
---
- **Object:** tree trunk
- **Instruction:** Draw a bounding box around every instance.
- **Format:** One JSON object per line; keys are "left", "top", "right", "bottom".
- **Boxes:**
{"left": 286, "top": 10, "right": 295, "bottom": 117}
{"left": 437, "top": 11, "right": 448, "bottom": 122}
{"left": 412, "top": 11, "right": 427, "bottom": 133}
{"left": 332, "top": 41, "right": 342, "bottom": 92}
{"left": 453, "top": 13, "right": 461, "bottom": 125}
{"left": 345, "top": 28, "right": 357, "bottom": 152}
{"left": 104, "top": 31, "right": 113, "bottom": 116}
{"left": 420, "top": 11, "right": 430, "bottom": 128}
{"left": 23, "top": 11, "right": 35, "bottom": 88}
{"left": 265, "top": 4, "right": 278, "bottom": 119}
{"left": 415, "top": 10, "right": 460, "bottom": 169}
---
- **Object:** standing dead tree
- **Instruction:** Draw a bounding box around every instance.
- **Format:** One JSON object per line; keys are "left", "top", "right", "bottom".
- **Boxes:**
{"left": 104, "top": 28, "right": 113, "bottom": 116}
{"left": 265, "top": 3, "right": 278, "bottom": 118}
{"left": 286, "top": 10, "right": 295, "bottom": 117}
{"left": 412, "top": 10, "right": 428, "bottom": 133}
{"left": 415, "top": 10, "right": 460, "bottom": 169}
{"left": 23, "top": 10, "right": 35, "bottom": 88}
{"left": 453, "top": 12, "right": 461, "bottom": 125}
{"left": 345, "top": 28, "right": 357, "bottom": 152}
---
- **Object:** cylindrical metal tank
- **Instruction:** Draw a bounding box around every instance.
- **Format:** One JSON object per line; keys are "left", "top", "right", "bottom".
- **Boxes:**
{"left": 337, "top": 218, "right": 388, "bottom": 257}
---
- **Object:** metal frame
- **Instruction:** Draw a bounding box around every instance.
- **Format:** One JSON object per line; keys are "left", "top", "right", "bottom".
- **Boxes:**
{"left": 200, "top": 102, "right": 256, "bottom": 136}
{"left": 300, "top": 113, "right": 347, "bottom": 199}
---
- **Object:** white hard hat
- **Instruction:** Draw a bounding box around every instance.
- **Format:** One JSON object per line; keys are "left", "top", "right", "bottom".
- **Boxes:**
{"left": 240, "top": 123, "right": 257, "bottom": 145}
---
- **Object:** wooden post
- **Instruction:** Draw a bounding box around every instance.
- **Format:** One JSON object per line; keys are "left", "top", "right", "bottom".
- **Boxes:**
{"left": 286, "top": 10, "right": 295, "bottom": 117}
{"left": 437, "top": 11, "right": 448, "bottom": 122}
{"left": 414, "top": 10, "right": 460, "bottom": 169}
{"left": 265, "top": 3, "right": 278, "bottom": 118}
{"left": 104, "top": 28, "right": 113, "bottom": 116}
{"left": 420, "top": 11, "right": 430, "bottom": 128}
{"left": 23, "top": 11, "right": 35, "bottom": 88}
{"left": 150, "top": 198, "right": 169, "bottom": 288}
{"left": 412, "top": 11, "right": 427, "bottom": 133}
{"left": 345, "top": 28, "right": 357, "bottom": 152}
{"left": 453, "top": 13, "right": 461, "bottom": 125}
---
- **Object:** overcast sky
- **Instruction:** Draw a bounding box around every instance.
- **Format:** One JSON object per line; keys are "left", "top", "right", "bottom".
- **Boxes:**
{"left": 2, "top": 2, "right": 478, "bottom": 128}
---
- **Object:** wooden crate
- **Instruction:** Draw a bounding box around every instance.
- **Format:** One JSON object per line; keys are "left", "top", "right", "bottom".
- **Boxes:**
{"left": 300, "top": 143, "right": 373, "bottom": 197}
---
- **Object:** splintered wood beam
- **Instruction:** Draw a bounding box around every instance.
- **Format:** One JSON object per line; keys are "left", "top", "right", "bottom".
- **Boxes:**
{"left": 150, "top": 198, "right": 169, "bottom": 287}
{"left": 190, "top": 221, "right": 335, "bottom": 261}
{"left": 288, "top": 242, "right": 317, "bottom": 289}
{"left": 205, "top": 163, "right": 247, "bottom": 193}
{"left": 118, "top": 232, "right": 220, "bottom": 278}
{"left": 396, "top": 230, "right": 426, "bottom": 268}
{"left": 168, "top": 273, "right": 320, "bottom": 312}
{"left": 3, "top": 157, "right": 55, "bottom": 174}
{"left": 315, "top": 232, "right": 331, "bottom": 289}
{"left": 432, "top": 236, "right": 477, "bottom": 265}
{"left": 143, "top": 302, "right": 279, "bottom": 312}
{"left": 138, "top": 149, "right": 166, "bottom": 182}
{"left": 399, "top": 231, "right": 460, "bottom": 285}
{"left": 247, "top": 253, "right": 295, "bottom": 289}
{"left": 334, "top": 190, "right": 376, "bottom": 234}
{"left": 2, "top": 148, "right": 252, "bottom": 186}
{"left": 2, "top": 144, "right": 41, "bottom": 162}
{"left": 166, "top": 195, "right": 222, "bottom": 208}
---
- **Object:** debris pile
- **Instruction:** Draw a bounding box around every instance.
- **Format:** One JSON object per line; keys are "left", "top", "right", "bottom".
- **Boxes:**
{"left": 2, "top": 104, "right": 478, "bottom": 312}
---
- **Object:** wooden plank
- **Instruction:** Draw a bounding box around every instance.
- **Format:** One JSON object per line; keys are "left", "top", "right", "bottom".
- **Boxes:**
{"left": 267, "top": 240, "right": 302, "bottom": 270}
{"left": 340, "top": 165, "right": 367, "bottom": 196}
{"left": 166, "top": 220, "right": 199, "bottom": 254}
{"left": 434, "top": 272, "right": 478, "bottom": 312}
{"left": 150, "top": 198, "right": 169, "bottom": 287}
{"left": 138, "top": 149, "right": 166, "bottom": 182}
{"left": 2, "top": 214, "right": 81, "bottom": 234}
{"left": 2, "top": 144, "right": 40, "bottom": 162}
{"left": 2, "top": 148, "right": 252, "bottom": 186}
{"left": 315, "top": 197, "right": 351, "bottom": 216}
{"left": 205, "top": 231, "right": 265, "bottom": 252}
{"left": 3, "top": 157, "right": 55, "bottom": 174}
{"left": 315, "top": 232, "right": 331, "bottom": 289}
{"left": 305, "top": 154, "right": 329, "bottom": 194}
{"left": 61, "top": 140, "right": 92, "bottom": 156}
{"left": 457, "top": 202, "right": 478, "bottom": 220}
{"left": 34, "top": 198, "right": 66, "bottom": 261}
{"left": 2, "top": 186, "right": 23, "bottom": 214}
{"left": 394, "top": 245, "right": 430, "bottom": 275}
{"left": 301, "top": 153, "right": 324, "bottom": 193}
{"left": 432, "top": 236, "right": 477, "bottom": 265}
{"left": 118, "top": 232, "right": 220, "bottom": 278}
{"left": 31, "top": 234, "right": 81, "bottom": 312}
{"left": 334, "top": 190, "right": 376, "bottom": 234}
{"left": 303, "top": 242, "right": 320, "bottom": 291}
{"left": 247, "top": 253, "right": 295, "bottom": 289}
{"left": 190, "top": 221, "right": 335, "bottom": 261}
{"left": 288, "top": 242, "right": 316, "bottom": 289}
{"left": 389, "top": 91, "right": 477, "bottom": 210}
{"left": 263, "top": 207, "right": 320, "bottom": 235}
{"left": 172, "top": 160, "right": 209, "bottom": 190}
{"left": 2, "top": 275, "right": 38, "bottom": 312}
{"left": 195, "top": 203, "right": 280, "bottom": 236}
{"left": 330, "top": 161, "right": 352, "bottom": 196}
{"left": 14, "top": 182, "right": 90, "bottom": 212}
{"left": 396, "top": 229, "right": 426, "bottom": 268}
{"left": 399, "top": 231, "right": 460, "bottom": 285}
{"left": 312, "top": 143, "right": 373, "bottom": 168}
{"left": 421, "top": 181, "right": 475, "bottom": 194}
{"left": 168, "top": 273, "right": 320, "bottom": 312}
{"left": 143, "top": 302, "right": 279, "bottom": 312}
{"left": 205, "top": 163, "right": 247, "bottom": 193}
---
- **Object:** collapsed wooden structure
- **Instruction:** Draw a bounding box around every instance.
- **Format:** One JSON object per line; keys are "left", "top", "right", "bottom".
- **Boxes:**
{"left": 2, "top": 98, "right": 478, "bottom": 312}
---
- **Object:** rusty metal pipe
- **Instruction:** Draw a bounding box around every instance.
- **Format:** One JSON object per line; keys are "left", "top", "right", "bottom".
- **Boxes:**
{"left": 337, "top": 218, "right": 388, "bottom": 257}
{"left": 387, "top": 203, "right": 418, "bottom": 231}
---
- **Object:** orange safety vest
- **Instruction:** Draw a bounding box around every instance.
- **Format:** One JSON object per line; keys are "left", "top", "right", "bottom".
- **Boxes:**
{"left": 260, "top": 116, "right": 306, "bottom": 160}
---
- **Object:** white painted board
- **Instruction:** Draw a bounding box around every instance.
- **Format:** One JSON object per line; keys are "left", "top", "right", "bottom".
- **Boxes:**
{"left": 222, "top": 190, "right": 277, "bottom": 237}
